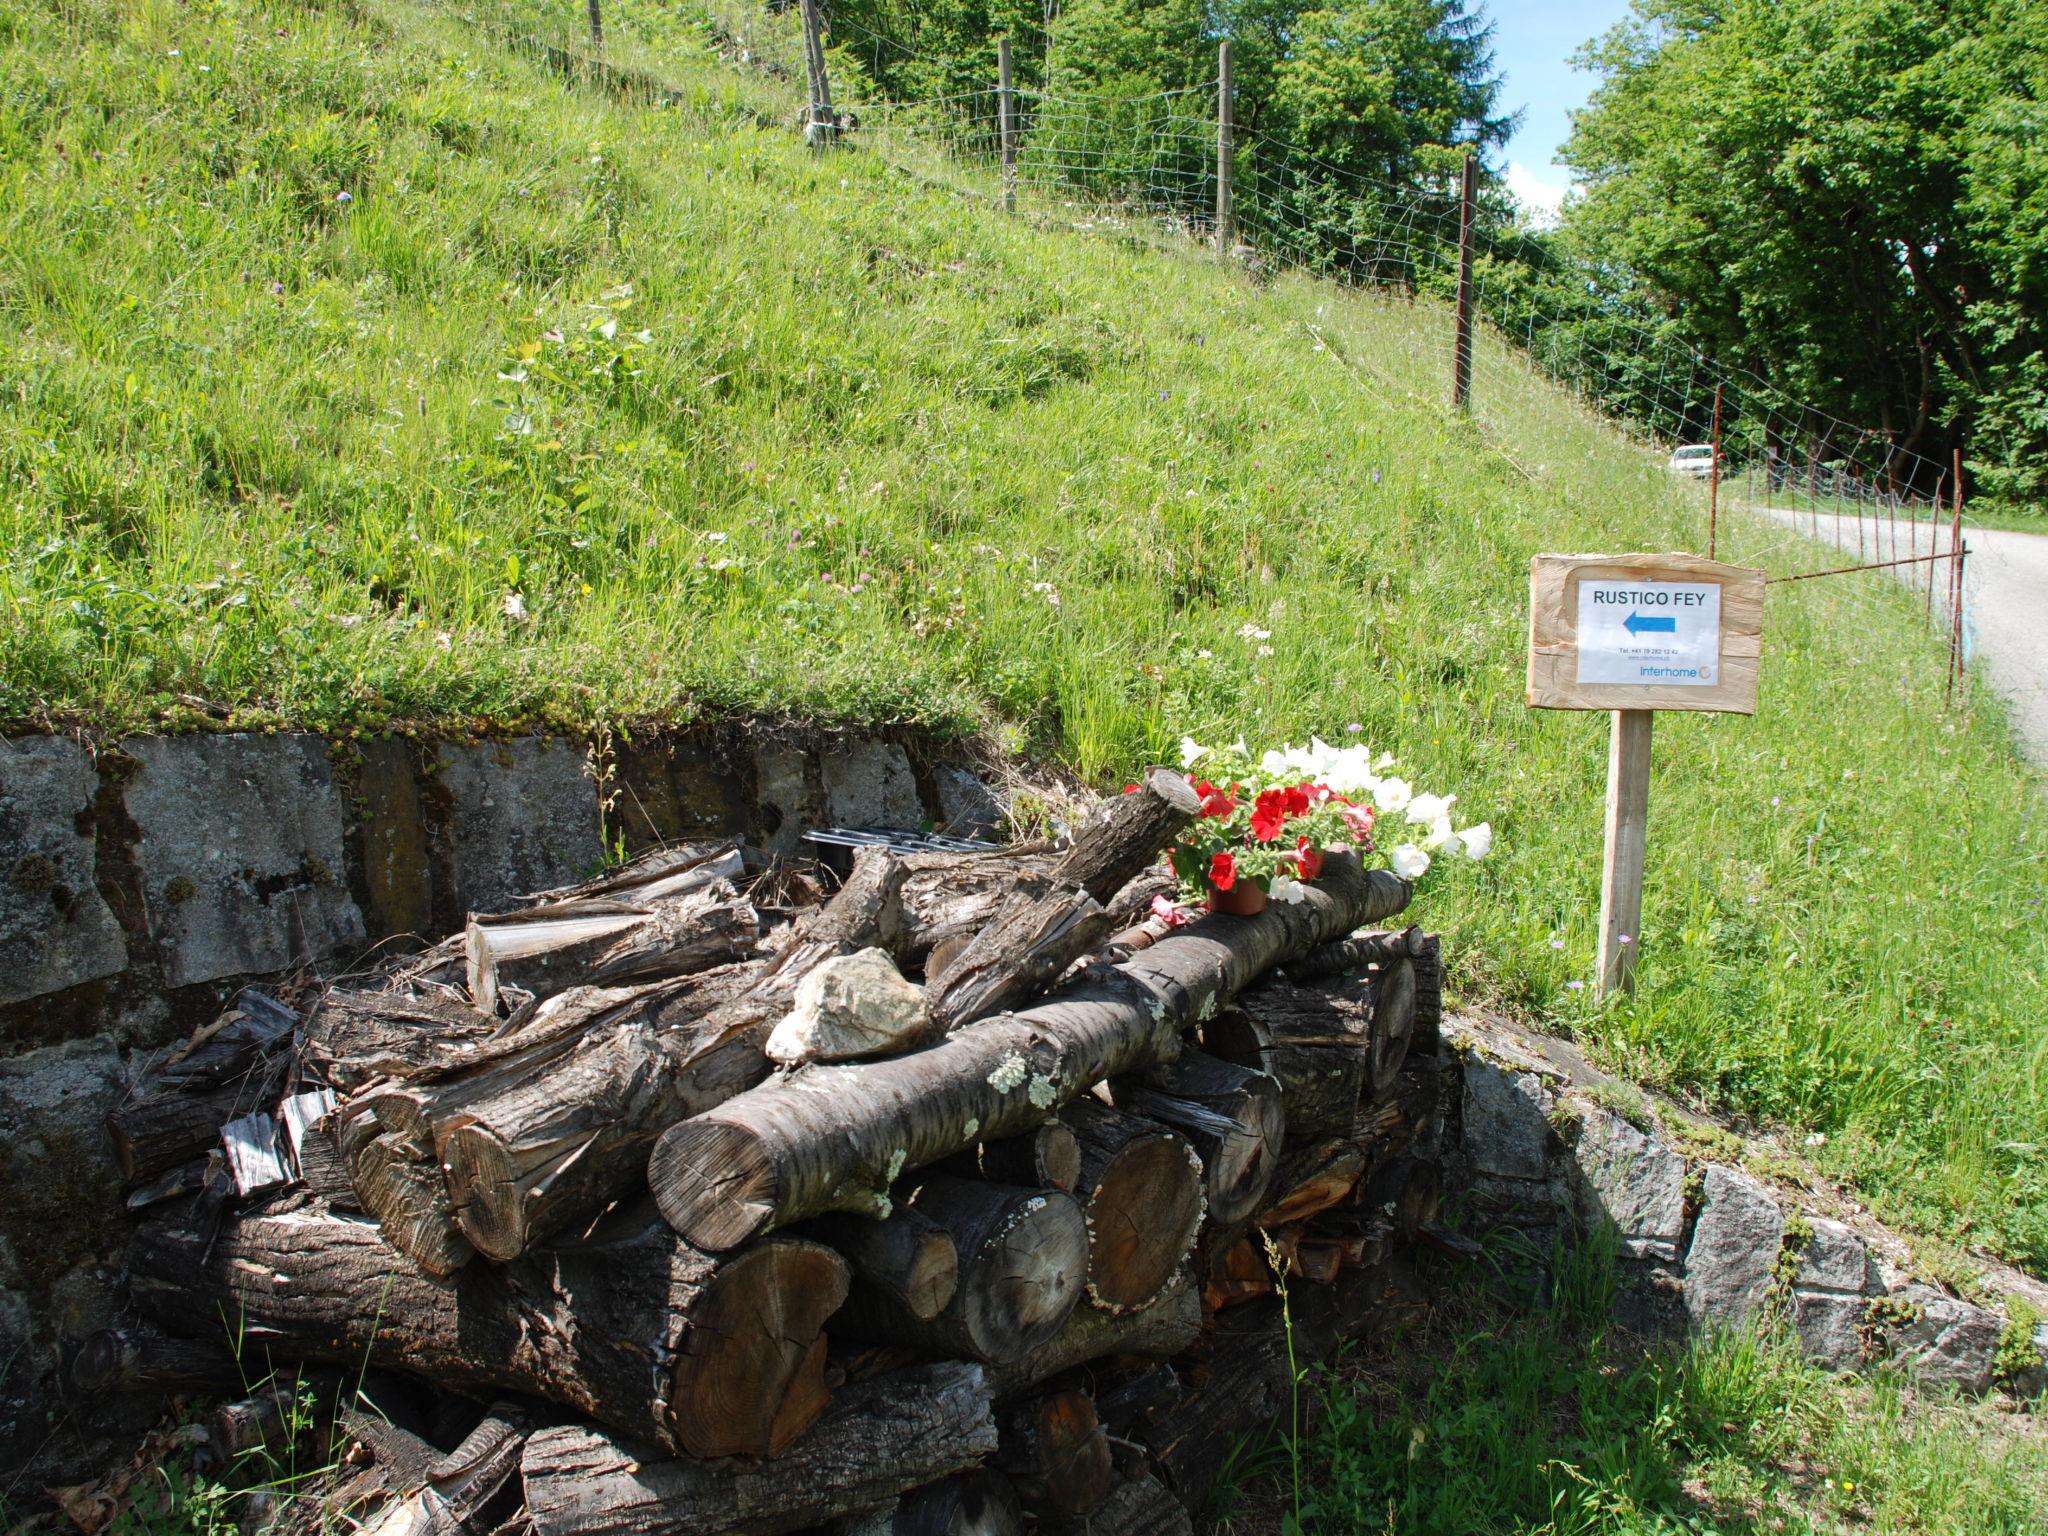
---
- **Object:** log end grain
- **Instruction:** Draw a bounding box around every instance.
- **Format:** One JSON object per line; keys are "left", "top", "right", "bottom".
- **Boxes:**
{"left": 649, "top": 1116, "right": 779, "bottom": 1252}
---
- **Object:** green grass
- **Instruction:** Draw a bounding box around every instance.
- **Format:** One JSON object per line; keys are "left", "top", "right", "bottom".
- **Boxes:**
{"left": 1234, "top": 1242, "right": 2048, "bottom": 1536}
{"left": 1, "top": 0, "right": 2046, "bottom": 1267}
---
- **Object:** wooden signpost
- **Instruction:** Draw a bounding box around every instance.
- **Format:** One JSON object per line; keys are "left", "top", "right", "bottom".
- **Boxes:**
{"left": 1527, "top": 553, "right": 1765, "bottom": 995}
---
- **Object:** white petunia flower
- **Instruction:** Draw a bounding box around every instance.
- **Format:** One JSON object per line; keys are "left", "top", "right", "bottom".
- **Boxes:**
{"left": 1390, "top": 843, "right": 1431, "bottom": 879}
{"left": 1374, "top": 777, "right": 1413, "bottom": 814}
{"left": 1179, "top": 736, "right": 1208, "bottom": 769}
{"left": 1268, "top": 873, "right": 1309, "bottom": 905}
{"left": 1458, "top": 822, "right": 1493, "bottom": 860}
{"left": 1261, "top": 749, "right": 1292, "bottom": 776}
{"left": 1423, "top": 816, "right": 1463, "bottom": 855}
{"left": 1406, "top": 792, "right": 1456, "bottom": 826}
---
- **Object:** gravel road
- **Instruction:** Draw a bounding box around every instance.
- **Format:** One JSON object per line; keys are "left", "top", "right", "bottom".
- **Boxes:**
{"left": 1759, "top": 506, "right": 2048, "bottom": 768}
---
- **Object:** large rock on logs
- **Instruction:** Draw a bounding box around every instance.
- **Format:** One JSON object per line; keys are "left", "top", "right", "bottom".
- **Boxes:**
{"left": 767, "top": 948, "right": 932, "bottom": 1065}
{"left": 651, "top": 855, "right": 1407, "bottom": 1251}
{"left": 130, "top": 1201, "right": 847, "bottom": 1460}
{"left": 466, "top": 863, "right": 755, "bottom": 1016}
{"left": 520, "top": 1362, "right": 997, "bottom": 1536}
{"left": 1059, "top": 1098, "right": 1204, "bottom": 1313}
{"left": 1114, "top": 1050, "right": 1285, "bottom": 1230}
{"left": 985, "top": 1266, "right": 1203, "bottom": 1398}
{"left": 831, "top": 1177, "right": 1088, "bottom": 1363}
{"left": 992, "top": 1390, "right": 1113, "bottom": 1521}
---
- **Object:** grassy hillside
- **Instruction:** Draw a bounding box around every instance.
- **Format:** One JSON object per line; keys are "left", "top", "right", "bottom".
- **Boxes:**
{"left": 2, "top": 0, "right": 2046, "bottom": 1274}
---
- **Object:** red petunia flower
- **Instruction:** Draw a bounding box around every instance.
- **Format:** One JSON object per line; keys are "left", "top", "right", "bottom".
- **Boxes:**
{"left": 1194, "top": 780, "right": 1239, "bottom": 819}
{"left": 1282, "top": 783, "right": 1312, "bottom": 817}
{"left": 1295, "top": 837, "right": 1325, "bottom": 881}
{"left": 1340, "top": 801, "right": 1376, "bottom": 842}
{"left": 1208, "top": 851, "right": 1238, "bottom": 891}
{"left": 1250, "top": 789, "right": 1290, "bottom": 842}
{"left": 1123, "top": 784, "right": 1140, "bottom": 794}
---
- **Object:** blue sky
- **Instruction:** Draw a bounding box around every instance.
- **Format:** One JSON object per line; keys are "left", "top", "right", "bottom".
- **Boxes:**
{"left": 1487, "top": 0, "right": 1633, "bottom": 221}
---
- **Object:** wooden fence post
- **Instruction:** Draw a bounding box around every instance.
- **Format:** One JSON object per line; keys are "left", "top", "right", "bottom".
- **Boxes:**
{"left": 998, "top": 38, "right": 1018, "bottom": 215}
{"left": 1707, "top": 383, "right": 1722, "bottom": 559}
{"left": 1451, "top": 154, "right": 1477, "bottom": 410}
{"left": 1215, "top": 41, "right": 1234, "bottom": 256}
{"left": 798, "top": 0, "right": 836, "bottom": 145}
{"left": 1597, "top": 709, "right": 1653, "bottom": 997}
{"left": 586, "top": 0, "right": 602, "bottom": 54}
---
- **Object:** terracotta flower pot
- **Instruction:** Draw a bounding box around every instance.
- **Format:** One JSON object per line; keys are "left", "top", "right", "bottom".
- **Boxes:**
{"left": 1208, "top": 878, "right": 1267, "bottom": 916}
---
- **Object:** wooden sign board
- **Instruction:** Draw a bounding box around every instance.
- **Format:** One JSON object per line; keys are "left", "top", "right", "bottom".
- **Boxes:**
{"left": 1527, "top": 552, "right": 1765, "bottom": 715}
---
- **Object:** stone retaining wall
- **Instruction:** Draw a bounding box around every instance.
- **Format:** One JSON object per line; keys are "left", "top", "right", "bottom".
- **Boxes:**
{"left": 0, "top": 726, "right": 1002, "bottom": 1476}
{"left": 1438, "top": 1011, "right": 2048, "bottom": 1401}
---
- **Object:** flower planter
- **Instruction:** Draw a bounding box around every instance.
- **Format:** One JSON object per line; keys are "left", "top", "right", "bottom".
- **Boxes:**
{"left": 1207, "top": 879, "right": 1267, "bottom": 917}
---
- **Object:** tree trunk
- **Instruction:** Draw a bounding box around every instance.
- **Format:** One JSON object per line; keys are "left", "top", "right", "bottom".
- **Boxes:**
{"left": 1051, "top": 768, "right": 1201, "bottom": 903}
{"left": 1113, "top": 1050, "right": 1284, "bottom": 1230}
{"left": 993, "top": 1391, "right": 1113, "bottom": 1521}
{"left": 924, "top": 880, "right": 1111, "bottom": 1031}
{"left": 829, "top": 1177, "right": 1089, "bottom": 1364}
{"left": 651, "top": 856, "right": 1402, "bottom": 1250}
{"left": 520, "top": 1362, "right": 997, "bottom": 1536}
{"left": 130, "top": 1200, "right": 847, "bottom": 1460}
{"left": 985, "top": 1266, "right": 1202, "bottom": 1398}
{"left": 1058, "top": 1098, "right": 1204, "bottom": 1313}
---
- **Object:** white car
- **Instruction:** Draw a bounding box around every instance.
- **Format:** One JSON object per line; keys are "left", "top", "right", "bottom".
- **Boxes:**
{"left": 1668, "top": 444, "right": 1719, "bottom": 479}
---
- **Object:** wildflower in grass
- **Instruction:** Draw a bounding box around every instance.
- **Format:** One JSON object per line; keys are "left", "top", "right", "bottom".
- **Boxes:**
{"left": 501, "top": 592, "right": 528, "bottom": 621}
{"left": 1347, "top": 722, "right": 1363, "bottom": 733}
{"left": 1566, "top": 980, "right": 1585, "bottom": 991}
{"left": 1550, "top": 937, "right": 1565, "bottom": 950}
{"left": 1238, "top": 623, "right": 1271, "bottom": 641}
{"left": 1257, "top": 644, "right": 1274, "bottom": 656}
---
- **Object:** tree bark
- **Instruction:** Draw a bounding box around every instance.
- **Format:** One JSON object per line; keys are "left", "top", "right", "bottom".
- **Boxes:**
{"left": 130, "top": 1200, "right": 847, "bottom": 1460}
{"left": 993, "top": 1390, "right": 1113, "bottom": 1521}
{"left": 936, "top": 1122, "right": 1082, "bottom": 1192}
{"left": 1113, "top": 1050, "right": 1284, "bottom": 1230}
{"left": 465, "top": 870, "right": 755, "bottom": 1016}
{"left": 924, "top": 880, "right": 1111, "bottom": 1031}
{"left": 984, "top": 1267, "right": 1202, "bottom": 1398}
{"left": 520, "top": 1362, "right": 997, "bottom": 1536}
{"left": 1203, "top": 981, "right": 1370, "bottom": 1141}
{"left": 59, "top": 1327, "right": 242, "bottom": 1400}
{"left": 807, "top": 1204, "right": 960, "bottom": 1323}
{"left": 1058, "top": 1098, "right": 1204, "bottom": 1313}
{"left": 651, "top": 856, "right": 1401, "bottom": 1250}
{"left": 1051, "top": 768, "right": 1201, "bottom": 903}
{"left": 108, "top": 1067, "right": 288, "bottom": 1185}
{"left": 829, "top": 1177, "right": 1088, "bottom": 1364}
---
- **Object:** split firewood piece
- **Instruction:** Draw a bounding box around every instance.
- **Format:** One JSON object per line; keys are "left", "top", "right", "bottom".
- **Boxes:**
{"left": 766, "top": 947, "right": 931, "bottom": 1064}
{"left": 1204, "top": 980, "right": 1370, "bottom": 1142}
{"left": 1139, "top": 1299, "right": 1292, "bottom": 1508}
{"left": 1038, "top": 1472, "right": 1191, "bottom": 1536}
{"left": 107, "top": 1054, "right": 292, "bottom": 1186}
{"left": 993, "top": 1390, "right": 1114, "bottom": 1522}
{"left": 1361, "top": 1155, "right": 1442, "bottom": 1240}
{"left": 886, "top": 1471, "right": 1024, "bottom": 1536}
{"left": 1201, "top": 1236, "right": 1274, "bottom": 1311}
{"left": 130, "top": 1200, "right": 847, "bottom": 1461}
{"left": 220, "top": 1111, "right": 291, "bottom": 1198}
{"left": 985, "top": 1267, "right": 1202, "bottom": 1399}
{"left": 424, "top": 1405, "right": 529, "bottom": 1529}
{"left": 525, "top": 841, "right": 746, "bottom": 905}
{"left": 924, "top": 879, "right": 1112, "bottom": 1031}
{"left": 1256, "top": 1139, "right": 1365, "bottom": 1228}
{"left": 278, "top": 1089, "right": 338, "bottom": 1179}
{"left": 466, "top": 872, "right": 757, "bottom": 1016}
{"left": 830, "top": 1177, "right": 1089, "bottom": 1364}
{"left": 519, "top": 1361, "right": 997, "bottom": 1536}
{"left": 302, "top": 988, "right": 503, "bottom": 1094}
{"left": 336, "top": 1098, "right": 475, "bottom": 1276}
{"left": 808, "top": 1203, "right": 960, "bottom": 1324}
{"left": 1058, "top": 1098, "right": 1204, "bottom": 1314}
{"left": 1052, "top": 767, "right": 1202, "bottom": 903}
{"left": 1290, "top": 1239, "right": 1345, "bottom": 1284}
{"left": 936, "top": 1121, "right": 1082, "bottom": 1192}
{"left": 1114, "top": 1050, "right": 1285, "bottom": 1230}
{"left": 651, "top": 854, "right": 1395, "bottom": 1251}
{"left": 156, "top": 990, "right": 300, "bottom": 1089}
{"left": 1092, "top": 1362, "right": 1183, "bottom": 1441}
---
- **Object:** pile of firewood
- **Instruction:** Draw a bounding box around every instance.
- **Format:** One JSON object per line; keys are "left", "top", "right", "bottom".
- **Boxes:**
{"left": 90, "top": 768, "right": 1445, "bottom": 1535}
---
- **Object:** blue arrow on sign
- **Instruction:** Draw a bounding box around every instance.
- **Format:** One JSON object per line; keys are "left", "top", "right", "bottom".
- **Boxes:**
{"left": 1624, "top": 611, "right": 1677, "bottom": 635}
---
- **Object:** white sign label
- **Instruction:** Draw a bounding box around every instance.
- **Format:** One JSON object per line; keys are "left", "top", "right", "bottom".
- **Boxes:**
{"left": 1575, "top": 579, "right": 1722, "bottom": 686}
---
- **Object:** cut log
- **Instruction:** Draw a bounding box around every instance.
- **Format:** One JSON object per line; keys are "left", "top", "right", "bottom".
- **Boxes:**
{"left": 1051, "top": 768, "right": 1202, "bottom": 903}
{"left": 1039, "top": 1472, "right": 1191, "bottom": 1536}
{"left": 1281, "top": 924, "right": 1426, "bottom": 981}
{"left": 466, "top": 871, "right": 756, "bottom": 1016}
{"left": 1410, "top": 934, "right": 1444, "bottom": 1053}
{"left": 520, "top": 1361, "right": 997, "bottom": 1536}
{"left": 156, "top": 991, "right": 299, "bottom": 1090}
{"left": 936, "top": 1122, "right": 1082, "bottom": 1193}
{"left": 59, "top": 1326, "right": 242, "bottom": 1400}
{"left": 1139, "top": 1299, "right": 1292, "bottom": 1511}
{"left": 303, "top": 988, "right": 502, "bottom": 1094}
{"left": 993, "top": 1390, "right": 1113, "bottom": 1521}
{"left": 808, "top": 1204, "right": 960, "bottom": 1323}
{"left": 342, "top": 1108, "right": 475, "bottom": 1277}
{"left": 1204, "top": 980, "right": 1370, "bottom": 1142}
{"left": 985, "top": 1266, "right": 1202, "bottom": 1398}
{"left": 830, "top": 1177, "right": 1088, "bottom": 1364}
{"left": 426, "top": 1406, "right": 530, "bottom": 1529}
{"left": 208, "top": 1368, "right": 346, "bottom": 1463}
{"left": 130, "top": 1200, "right": 848, "bottom": 1460}
{"left": 107, "top": 1068, "right": 287, "bottom": 1185}
{"left": 1091, "top": 1362, "right": 1181, "bottom": 1440}
{"left": 652, "top": 855, "right": 1401, "bottom": 1250}
{"left": 1256, "top": 1140, "right": 1365, "bottom": 1227}
{"left": 1058, "top": 1098, "right": 1204, "bottom": 1313}
{"left": 1113, "top": 1050, "right": 1284, "bottom": 1230}
{"left": 887, "top": 1472, "right": 1023, "bottom": 1536}
{"left": 924, "top": 880, "right": 1111, "bottom": 1031}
